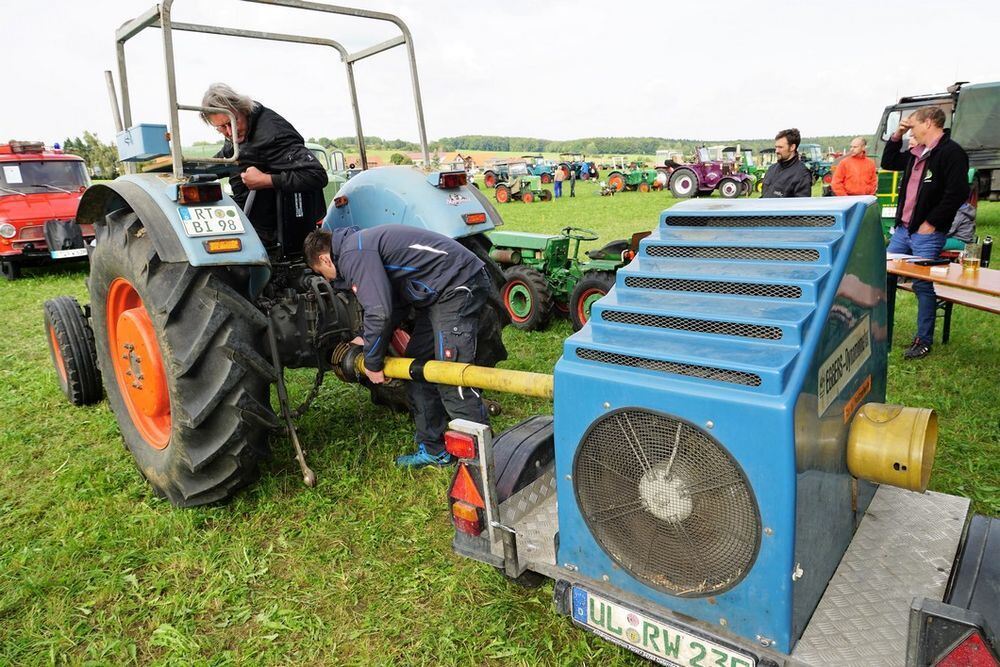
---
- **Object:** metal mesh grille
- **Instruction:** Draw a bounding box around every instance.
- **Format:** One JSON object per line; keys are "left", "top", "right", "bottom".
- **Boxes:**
{"left": 576, "top": 348, "right": 762, "bottom": 387}
{"left": 664, "top": 215, "right": 836, "bottom": 228}
{"left": 601, "top": 310, "right": 783, "bottom": 340}
{"left": 574, "top": 409, "right": 760, "bottom": 596}
{"left": 646, "top": 245, "right": 820, "bottom": 262}
{"left": 624, "top": 276, "right": 802, "bottom": 299}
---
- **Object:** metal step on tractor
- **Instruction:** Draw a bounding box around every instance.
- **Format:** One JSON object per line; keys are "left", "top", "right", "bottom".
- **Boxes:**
{"left": 42, "top": 0, "right": 519, "bottom": 507}
{"left": 489, "top": 227, "right": 650, "bottom": 331}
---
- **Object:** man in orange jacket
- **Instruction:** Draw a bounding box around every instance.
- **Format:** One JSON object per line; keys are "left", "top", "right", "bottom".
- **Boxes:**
{"left": 831, "top": 137, "right": 877, "bottom": 196}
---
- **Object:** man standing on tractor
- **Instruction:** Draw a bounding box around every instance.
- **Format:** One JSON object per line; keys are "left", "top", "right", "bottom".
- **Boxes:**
{"left": 882, "top": 106, "right": 969, "bottom": 360}
{"left": 831, "top": 137, "right": 877, "bottom": 196}
{"left": 761, "top": 128, "right": 812, "bottom": 198}
{"left": 303, "top": 226, "right": 495, "bottom": 468}
{"left": 201, "top": 83, "right": 328, "bottom": 253}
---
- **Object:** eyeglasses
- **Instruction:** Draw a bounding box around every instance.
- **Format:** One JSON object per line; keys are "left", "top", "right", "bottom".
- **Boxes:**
{"left": 211, "top": 121, "right": 232, "bottom": 132}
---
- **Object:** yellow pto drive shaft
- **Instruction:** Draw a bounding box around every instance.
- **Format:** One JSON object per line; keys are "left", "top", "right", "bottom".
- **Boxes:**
{"left": 331, "top": 343, "right": 553, "bottom": 399}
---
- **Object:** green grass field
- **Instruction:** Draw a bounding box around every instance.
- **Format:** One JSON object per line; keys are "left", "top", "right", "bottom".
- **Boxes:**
{"left": 1, "top": 182, "right": 997, "bottom": 665}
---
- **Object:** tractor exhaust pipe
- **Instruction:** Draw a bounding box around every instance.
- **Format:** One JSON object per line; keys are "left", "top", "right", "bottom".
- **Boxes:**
{"left": 332, "top": 343, "right": 554, "bottom": 399}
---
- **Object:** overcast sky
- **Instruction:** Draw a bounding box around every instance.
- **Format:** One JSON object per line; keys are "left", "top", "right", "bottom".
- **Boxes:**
{"left": 4, "top": 0, "right": 999, "bottom": 148}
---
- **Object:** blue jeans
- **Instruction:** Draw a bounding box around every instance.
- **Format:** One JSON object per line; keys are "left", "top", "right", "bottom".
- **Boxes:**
{"left": 554, "top": 181, "right": 562, "bottom": 198}
{"left": 887, "top": 226, "right": 947, "bottom": 343}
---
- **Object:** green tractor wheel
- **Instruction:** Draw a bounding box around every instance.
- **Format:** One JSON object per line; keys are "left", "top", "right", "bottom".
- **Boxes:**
{"left": 637, "top": 180, "right": 651, "bottom": 193}
{"left": 501, "top": 265, "right": 552, "bottom": 331}
{"left": 540, "top": 189, "right": 553, "bottom": 202}
{"left": 570, "top": 271, "right": 615, "bottom": 331}
{"left": 89, "top": 210, "right": 277, "bottom": 507}
{"left": 607, "top": 171, "right": 626, "bottom": 192}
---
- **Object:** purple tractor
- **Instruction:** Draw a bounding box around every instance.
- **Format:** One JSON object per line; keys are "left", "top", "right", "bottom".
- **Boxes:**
{"left": 667, "top": 147, "right": 752, "bottom": 199}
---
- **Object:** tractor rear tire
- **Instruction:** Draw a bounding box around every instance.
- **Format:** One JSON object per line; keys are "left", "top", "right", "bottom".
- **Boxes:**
{"left": 570, "top": 271, "right": 615, "bottom": 331}
{"left": 483, "top": 170, "right": 498, "bottom": 188}
{"left": 558, "top": 163, "right": 571, "bottom": 180}
{"left": 89, "top": 210, "right": 278, "bottom": 507}
{"left": 540, "top": 173, "right": 552, "bottom": 184}
{"left": 669, "top": 168, "right": 699, "bottom": 198}
{"left": 718, "top": 178, "right": 741, "bottom": 199}
{"left": 607, "top": 172, "right": 626, "bottom": 192}
{"left": 44, "top": 296, "right": 102, "bottom": 406}
{"left": 501, "top": 265, "right": 552, "bottom": 331}
{"left": 495, "top": 184, "right": 511, "bottom": 204}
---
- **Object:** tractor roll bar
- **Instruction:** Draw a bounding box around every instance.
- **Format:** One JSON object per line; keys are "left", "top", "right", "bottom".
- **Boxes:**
{"left": 112, "top": 0, "right": 430, "bottom": 179}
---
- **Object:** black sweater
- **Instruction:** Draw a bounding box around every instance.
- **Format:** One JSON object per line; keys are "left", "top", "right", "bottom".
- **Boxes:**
{"left": 761, "top": 154, "right": 812, "bottom": 198}
{"left": 881, "top": 135, "right": 969, "bottom": 233}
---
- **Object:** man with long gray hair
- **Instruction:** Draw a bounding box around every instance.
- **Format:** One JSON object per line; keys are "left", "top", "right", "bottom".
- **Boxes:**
{"left": 201, "top": 83, "right": 327, "bottom": 253}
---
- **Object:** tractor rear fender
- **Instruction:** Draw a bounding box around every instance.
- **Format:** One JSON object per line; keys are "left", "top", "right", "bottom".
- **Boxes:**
{"left": 77, "top": 175, "right": 271, "bottom": 273}
{"left": 322, "top": 166, "right": 500, "bottom": 239}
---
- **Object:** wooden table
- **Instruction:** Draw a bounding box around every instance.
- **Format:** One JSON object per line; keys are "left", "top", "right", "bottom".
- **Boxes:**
{"left": 886, "top": 259, "right": 1000, "bottom": 346}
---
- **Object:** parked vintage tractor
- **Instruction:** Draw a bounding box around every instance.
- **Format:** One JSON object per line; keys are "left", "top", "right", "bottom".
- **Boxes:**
{"left": 444, "top": 196, "right": 1000, "bottom": 667}
{"left": 557, "top": 153, "right": 599, "bottom": 180}
{"left": 521, "top": 155, "right": 557, "bottom": 184}
{"left": 0, "top": 141, "right": 92, "bottom": 280}
{"left": 42, "top": 0, "right": 513, "bottom": 507}
{"left": 667, "top": 147, "right": 751, "bottom": 199}
{"left": 489, "top": 227, "right": 648, "bottom": 331}
{"left": 800, "top": 143, "right": 833, "bottom": 186}
{"left": 606, "top": 166, "right": 661, "bottom": 193}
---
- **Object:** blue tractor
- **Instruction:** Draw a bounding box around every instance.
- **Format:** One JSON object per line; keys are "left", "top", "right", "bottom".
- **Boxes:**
{"left": 42, "top": 0, "right": 508, "bottom": 507}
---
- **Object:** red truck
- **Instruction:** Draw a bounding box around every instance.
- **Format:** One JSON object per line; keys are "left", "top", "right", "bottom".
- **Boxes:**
{"left": 0, "top": 140, "right": 92, "bottom": 280}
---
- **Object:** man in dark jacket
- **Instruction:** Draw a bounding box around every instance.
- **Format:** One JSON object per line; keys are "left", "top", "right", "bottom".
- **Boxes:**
{"left": 882, "top": 105, "right": 969, "bottom": 359}
{"left": 761, "top": 128, "right": 813, "bottom": 198}
{"left": 201, "top": 83, "right": 328, "bottom": 253}
{"left": 304, "top": 225, "right": 494, "bottom": 468}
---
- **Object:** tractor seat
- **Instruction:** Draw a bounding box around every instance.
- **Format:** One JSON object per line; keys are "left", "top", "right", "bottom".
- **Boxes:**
{"left": 586, "top": 239, "right": 629, "bottom": 261}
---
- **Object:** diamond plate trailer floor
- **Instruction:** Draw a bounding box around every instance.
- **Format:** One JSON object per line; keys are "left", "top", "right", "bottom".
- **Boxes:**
{"left": 501, "top": 474, "right": 969, "bottom": 666}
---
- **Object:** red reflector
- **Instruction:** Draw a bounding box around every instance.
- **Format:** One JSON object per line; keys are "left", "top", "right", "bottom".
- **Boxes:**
{"left": 449, "top": 463, "right": 485, "bottom": 508}
{"left": 452, "top": 501, "right": 482, "bottom": 536}
{"left": 822, "top": 174, "right": 833, "bottom": 184}
{"left": 462, "top": 212, "right": 487, "bottom": 225}
{"left": 178, "top": 182, "right": 222, "bottom": 204}
{"left": 445, "top": 431, "right": 477, "bottom": 459}
{"left": 936, "top": 630, "right": 999, "bottom": 667}
{"left": 334, "top": 195, "right": 348, "bottom": 208}
{"left": 438, "top": 171, "right": 467, "bottom": 188}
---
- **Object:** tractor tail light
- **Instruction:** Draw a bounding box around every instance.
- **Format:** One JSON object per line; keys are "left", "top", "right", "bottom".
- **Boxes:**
{"left": 451, "top": 500, "right": 483, "bottom": 536}
{"left": 445, "top": 431, "right": 477, "bottom": 459}
{"left": 178, "top": 182, "right": 222, "bottom": 204}
{"left": 449, "top": 463, "right": 485, "bottom": 508}
{"left": 935, "top": 631, "right": 999, "bottom": 667}
{"left": 437, "top": 171, "right": 467, "bottom": 189}
{"left": 462, "top": 212, "right": 487, "bottom": 225}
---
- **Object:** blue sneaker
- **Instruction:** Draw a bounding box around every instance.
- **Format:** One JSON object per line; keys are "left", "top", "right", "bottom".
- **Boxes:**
{"left": 395, "top": 443, "right": 455, "bottom": 468}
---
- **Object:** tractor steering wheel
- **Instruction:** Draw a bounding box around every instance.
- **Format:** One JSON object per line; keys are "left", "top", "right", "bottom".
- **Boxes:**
{"left": 561, "top": 226, "right": 599, "bottom": 242}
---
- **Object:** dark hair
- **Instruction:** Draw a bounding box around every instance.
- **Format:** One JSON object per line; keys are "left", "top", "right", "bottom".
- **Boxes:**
{"left": 912, "top": 105, "right": 946, "bottom": 129}
{"left": 303, "top": 229, "right": 332, "bottom": 267}
{"left": 775, "top": 128, "right": 802, "bottom": 150}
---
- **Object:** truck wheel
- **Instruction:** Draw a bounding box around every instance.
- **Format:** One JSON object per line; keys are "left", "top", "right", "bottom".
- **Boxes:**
{"left": 669, "top": 169, "right": 699, "bottom": 198}
{"left": 501, "top": 265, "right": 552, "bottom": 331}
{"left": 1, "top": 259, "right": 20, "bottom": 281}
{"left": 495, "top": 184, "right": 511, "bottom": 204}
{"left": 570, "top": 271, "right": 615, "bottom": 331}
{"left": 44, "top": 296, "right": 102, "bottom": 406}
{"left": 607, "top": 172, "right": 626, "bottom": 192}
{"left": 718, "top": 178, "right": 741, "bottom": 199}
{"left": 483, "top": 170, "right": 498, "bottom": 188}
{"left": 89, "top": 210, "right": 278, "bottom": 507}
{"left": 637, "top": 180, "right": 651, "bottom": 193}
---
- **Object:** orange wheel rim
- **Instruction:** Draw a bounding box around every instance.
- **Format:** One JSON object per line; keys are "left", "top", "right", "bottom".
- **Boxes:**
{"left": 497, "top": 188, "right": 508, "bottom": 203}
{"left": 107, "top": 278, "right": 171, "bottom": 449}
{"left": 610, "top": 175, "right": 624, "bottom": 191}
{"left": 49, "top": 324, "right": 68, "bottom": 386}
{"left": 523, "top": 193, "right": 533, "bottom": 203}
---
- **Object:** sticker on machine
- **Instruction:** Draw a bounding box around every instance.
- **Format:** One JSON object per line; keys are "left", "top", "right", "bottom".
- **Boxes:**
{"left": 817, "top": 314, "right": 871, "bottom": 416}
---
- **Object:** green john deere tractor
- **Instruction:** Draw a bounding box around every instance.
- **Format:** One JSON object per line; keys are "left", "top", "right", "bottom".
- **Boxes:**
{"left": 489, "top": 227, "right": 650, "bottom": 331}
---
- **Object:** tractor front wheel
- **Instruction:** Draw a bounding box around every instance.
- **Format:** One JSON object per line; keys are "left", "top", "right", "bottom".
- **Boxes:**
{"left": 570, "top": 271, "right": 615, "bottom": 331}
{"left": 483, "top": 170, "right": 498, "bottom": 188}
{"left": 501, "top": 265, "right": 552, "bottom": 331}
{"left": 637, "top": 180, "right": 651, "bottom": 193}
{"left": 522, "top": 191, "right": 534, "bottom": 204}
{"left": 495, "top": 184, "right": 511, "bottom": 204}
{"left": 669, "top": 169, "right": 699, "bottom": 198}
{"left": 44, "top": 296, "right": 102, "bottom": 406}
{"left": 89, "top": 210, "right": 277, "bottom": 507}
{"left": 718, "top": 178, "right": 741, "bottom": 199}
{"left": 540, "top": 189, "right": 553, "bottom": 202}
